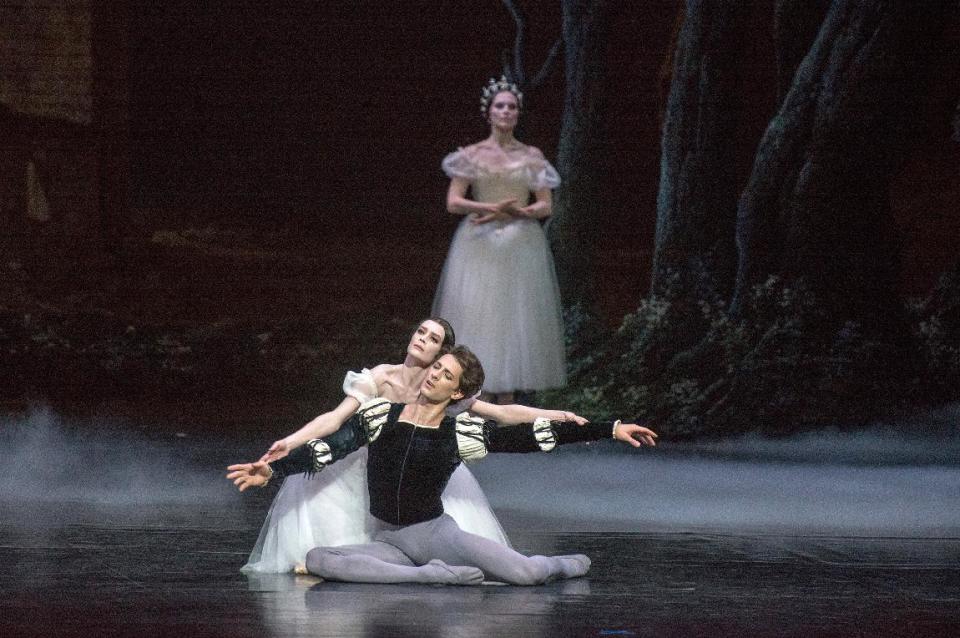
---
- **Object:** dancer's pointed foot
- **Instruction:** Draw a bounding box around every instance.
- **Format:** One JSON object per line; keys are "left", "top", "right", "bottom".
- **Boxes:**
{"left": 422, "top": 559, "right": 484, "bottom": 585}
{"left": 556, "top": 554, "right": 591, "bottom": 579}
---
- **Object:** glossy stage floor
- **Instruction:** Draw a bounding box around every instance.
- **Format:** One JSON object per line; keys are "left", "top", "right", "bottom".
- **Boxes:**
{"left": 2, "top": 410, "right": 959, "bottom": 637}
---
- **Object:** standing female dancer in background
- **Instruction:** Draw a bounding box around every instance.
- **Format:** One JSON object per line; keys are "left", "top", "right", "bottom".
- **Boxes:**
{"left": 242, "top": 317, "right": 583, "bottom": 572}
{"left": 432, "top": 76, "right": 566, "bottom": 404}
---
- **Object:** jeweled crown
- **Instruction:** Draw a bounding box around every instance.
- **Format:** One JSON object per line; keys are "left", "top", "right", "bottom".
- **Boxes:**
{"left": 480, "top": 75, "right": 523, "bottom": 116}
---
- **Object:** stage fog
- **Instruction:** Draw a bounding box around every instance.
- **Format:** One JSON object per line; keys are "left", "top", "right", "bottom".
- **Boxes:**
{"left": 4, "top": 406, "right": 957, "bottom": 537}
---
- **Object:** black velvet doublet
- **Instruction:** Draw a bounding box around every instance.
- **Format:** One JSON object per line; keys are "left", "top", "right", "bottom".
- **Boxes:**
{"left": 364, "top": 403, "right": 460, "bottom": 525}
{"left": 271, "top": 400, "right": 616, "bottom": 528}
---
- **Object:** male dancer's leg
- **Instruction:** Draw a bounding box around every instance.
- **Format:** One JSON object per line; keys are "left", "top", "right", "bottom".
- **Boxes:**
{"left": 305, "top": 540, "right": 483, "bottom": 585}
{"left": 380, "top": 514, "right": 591, "bottom": 586}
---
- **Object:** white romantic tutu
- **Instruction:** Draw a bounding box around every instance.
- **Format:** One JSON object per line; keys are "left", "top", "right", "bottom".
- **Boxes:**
{"left": 432, "top": 147, "right": 566, "bottom": 393}
{"left": 433, "top": 217, "right": 566, "bottom": 393}
{"left": 241, "top": 447, "right": 510, "bottom": 573}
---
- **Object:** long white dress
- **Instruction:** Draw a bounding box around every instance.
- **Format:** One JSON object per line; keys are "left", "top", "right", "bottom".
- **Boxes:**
{"left": 432, "top": 145, "right": 566, "bottom": 393}
{"left": 241, "top": 370, "right": 510, "bottom": 573}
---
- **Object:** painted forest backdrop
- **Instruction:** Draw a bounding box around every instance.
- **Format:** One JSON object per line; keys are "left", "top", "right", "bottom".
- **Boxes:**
{"left": 545, "top": 1, "right": 960, "bottom": 435}
{"left": 2, "top": 1, "right": 960, "bottom": 437}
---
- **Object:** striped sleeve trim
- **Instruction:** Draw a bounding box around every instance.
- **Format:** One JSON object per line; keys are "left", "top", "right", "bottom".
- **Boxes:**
{"left": 455, "top": 413, "right": 488, "bottom": 461}
{"left": 532, "top": 418, "right": 557, "bottom": 452}
{"left": 357, "top": 398, "right": 391, "bottom": 442}
{"left": 305, "top": 439, "right": 333, "bottom": 473}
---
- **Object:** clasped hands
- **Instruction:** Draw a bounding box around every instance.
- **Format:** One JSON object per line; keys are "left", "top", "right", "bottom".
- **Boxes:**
{"left": 470, "top": 198, "right": 536, "bottom": 225}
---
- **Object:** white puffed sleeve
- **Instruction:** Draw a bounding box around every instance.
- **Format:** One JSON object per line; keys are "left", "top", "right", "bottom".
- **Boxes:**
{"left": 342, "top": 368, "right": 379, "bottom": 403}
{"left": 526, "top": 158, "right": 561, "bottom": 190}
{"left": 455, "top": 413, "right": 489, "bottom": 462}
{"left": 441, "top": 148, "right": 477, "bottom": 180}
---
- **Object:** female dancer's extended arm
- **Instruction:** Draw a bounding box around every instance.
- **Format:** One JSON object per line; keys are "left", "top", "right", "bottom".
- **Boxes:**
{"left": 260, "top": 363, "right": 393, "bottom": 462}
{"left": 469, "top": 400, "right": 587, "bottom": 426}
{"left": 259, "top": 396, "right": 360, "bottom": 462}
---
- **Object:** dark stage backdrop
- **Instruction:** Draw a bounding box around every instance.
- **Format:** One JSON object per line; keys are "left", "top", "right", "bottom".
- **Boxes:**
{"left": 129, "top": 1, "right": 676, "bottom": 241}
{"left": 129, "top": 1, "right": 959, "bottom": 293}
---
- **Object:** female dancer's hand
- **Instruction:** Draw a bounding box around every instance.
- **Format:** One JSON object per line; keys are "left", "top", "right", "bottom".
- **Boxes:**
{"left": 613, "top": 423, "right": 658, "bottom": 448}
{"left": 471, "top": 198, "right": 519, "bottom": 225}
{"left": 555, "top": 411, "right": 589, "bottom": 425}
{"left": 226, "top": 462, "right": 272, "bottom": 491}
{"left": 259, "top": 439, "right": 289, "bottom": 463}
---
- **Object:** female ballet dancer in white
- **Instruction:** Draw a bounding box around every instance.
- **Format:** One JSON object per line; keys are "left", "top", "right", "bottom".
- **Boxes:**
{"left": 432, "top": 76, "right": 566, "bottom": 404}
{"left": 242, "top": 317, "right": 583, "bottom": 572}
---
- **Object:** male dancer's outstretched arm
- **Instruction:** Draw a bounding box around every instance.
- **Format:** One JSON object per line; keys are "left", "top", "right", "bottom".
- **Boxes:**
{"left": 228, "top": 407, "right": 654, "bottom": 492}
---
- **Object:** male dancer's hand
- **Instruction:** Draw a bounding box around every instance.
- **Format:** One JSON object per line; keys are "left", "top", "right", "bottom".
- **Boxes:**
{"left": 613, "top": 423, "right": 658, "bottom": 448}
{"left": 226, "top": 462, "right": 272, "bottom": 491}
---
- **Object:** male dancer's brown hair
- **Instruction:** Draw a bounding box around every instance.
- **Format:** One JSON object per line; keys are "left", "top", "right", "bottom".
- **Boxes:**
{"left": 449, "top": 345, "right": 484, "bottom": 397}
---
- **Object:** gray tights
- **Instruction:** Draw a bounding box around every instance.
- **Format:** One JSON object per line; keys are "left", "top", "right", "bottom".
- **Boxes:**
{"left": 305, "top": 514, "right": 590, "bottom": 586}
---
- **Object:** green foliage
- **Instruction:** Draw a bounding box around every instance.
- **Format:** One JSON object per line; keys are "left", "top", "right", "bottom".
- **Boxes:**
{"left": 0, "top": 309, "right": 375, "bottom": 401}
{"left": 549, "top": 274, "right": 908, "bottom": 437}
{"left": 907, "top": 263, "right": 960, "bottom": 401}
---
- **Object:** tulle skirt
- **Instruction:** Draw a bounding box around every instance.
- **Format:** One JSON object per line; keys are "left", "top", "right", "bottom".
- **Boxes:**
{"left": 432, "top": 217, "right": 566, "bottom": 393}
{"left": 241, "top": 447, "right": 510, "bottom": 573}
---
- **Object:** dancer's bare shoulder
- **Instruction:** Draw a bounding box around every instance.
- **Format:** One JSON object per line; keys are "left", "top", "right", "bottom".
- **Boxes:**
{"left": 368, "top": 363, "right": 413, "bottom": 401}
{"left": 368, "top": 363, "right": 399, "bottom": 386}
{"left": 523, "top": 144, "right": 545, "bottom": 159}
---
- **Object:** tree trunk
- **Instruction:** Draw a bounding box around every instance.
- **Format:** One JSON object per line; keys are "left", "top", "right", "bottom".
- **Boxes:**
{"left": 650, "top": 0, "right": 753, "bottom": 303}
{"left": 548, "top": 0, "right": 614, "bottom": 309}
{"left": 773, "top": 0, "right": 830, "bottom": 101}
{"left": 731, "top": 0, "right": 956, "bottom": 326}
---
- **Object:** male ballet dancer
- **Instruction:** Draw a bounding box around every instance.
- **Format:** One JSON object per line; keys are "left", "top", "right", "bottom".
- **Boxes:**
{"left": 227, "top": 345, "right": 657, "bottom": 585}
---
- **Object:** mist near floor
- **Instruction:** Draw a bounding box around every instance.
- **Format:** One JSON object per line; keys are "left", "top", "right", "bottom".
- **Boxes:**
{"left": 2, "top": 403, "right": 957, "bottom": 537}
{"left": 471, "top": 405, "right": 960, "bottom": 536}
{"left": 0, "top": 406, "right": 241, "bottom": 506}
